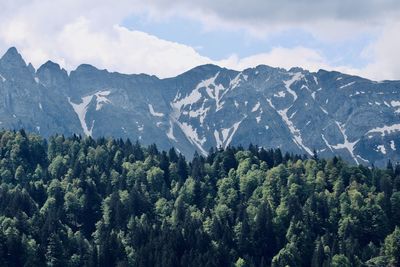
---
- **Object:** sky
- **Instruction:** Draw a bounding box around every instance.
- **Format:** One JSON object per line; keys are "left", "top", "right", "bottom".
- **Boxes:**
{"left": 0, "top": 0, "right": 400, "bottom": 80}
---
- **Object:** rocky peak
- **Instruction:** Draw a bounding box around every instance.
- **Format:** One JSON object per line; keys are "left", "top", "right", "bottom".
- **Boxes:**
{"left": 37, "top": 60, "right": 69, "bottom": 90}
{"left": 0, "top": 47, "right": 27, "bottom": 69}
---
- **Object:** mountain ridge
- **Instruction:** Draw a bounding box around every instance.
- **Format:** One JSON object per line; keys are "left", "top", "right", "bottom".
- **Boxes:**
{"left": 0, "top": 47, "right": 399, "bottom": 166}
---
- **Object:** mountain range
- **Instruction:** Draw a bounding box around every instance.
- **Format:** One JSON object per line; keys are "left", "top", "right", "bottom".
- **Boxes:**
{"left": 0, "top": 47, "right": 399, "bottom": 166}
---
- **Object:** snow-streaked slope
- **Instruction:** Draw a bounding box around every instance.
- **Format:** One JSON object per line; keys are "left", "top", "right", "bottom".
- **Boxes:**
{"left": 68, "top": 95, "right": 94, "bottom": 137}
{"left": 68, "top": 90, "right": 112, "bottom": 136}
{"left": 1, "top": 48, "right": 400, "bottom": 166}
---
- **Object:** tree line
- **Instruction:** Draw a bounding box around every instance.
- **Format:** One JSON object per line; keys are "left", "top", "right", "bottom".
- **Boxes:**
{"left": 0, "top": 129, "right": 399, "bottom": 266}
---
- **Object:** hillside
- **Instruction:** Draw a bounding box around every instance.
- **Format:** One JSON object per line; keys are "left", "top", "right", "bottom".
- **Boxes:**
{"left": 0, "top": 130, "right": 399, "bottom": 266}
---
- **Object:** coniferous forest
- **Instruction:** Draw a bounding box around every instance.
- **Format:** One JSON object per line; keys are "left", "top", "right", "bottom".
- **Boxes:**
{"left": 0, "top": 130, "right": 399, "bottom": 267}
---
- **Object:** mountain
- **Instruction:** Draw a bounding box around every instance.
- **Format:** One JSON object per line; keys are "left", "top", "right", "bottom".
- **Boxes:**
{"left": 0, "top": 47, "right": 399, "bottom": 166}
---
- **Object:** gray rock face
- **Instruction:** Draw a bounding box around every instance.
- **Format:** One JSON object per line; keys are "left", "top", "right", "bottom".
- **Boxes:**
{"left": 0, "top": 47, "right": 399, "bottom": 166}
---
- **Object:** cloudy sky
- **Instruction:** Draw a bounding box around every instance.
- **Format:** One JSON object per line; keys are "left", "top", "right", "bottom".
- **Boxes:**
{"left": 1, "top": 0, "right": 400, "bottom": 80}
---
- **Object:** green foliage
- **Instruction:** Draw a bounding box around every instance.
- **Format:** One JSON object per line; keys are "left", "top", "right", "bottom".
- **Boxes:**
{"left": 383, "top": 227, "right": 400, "bottom": 266}
{"left": 0, "top": 130, "right": 398, "bottom": 266}
{"left": 331, "top": 254, "right": 351, "bottom": 267}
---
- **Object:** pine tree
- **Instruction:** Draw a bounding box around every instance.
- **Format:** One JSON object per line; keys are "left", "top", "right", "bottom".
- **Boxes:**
{"left": 46, "top": 233, "right": 64, "bottom": 267}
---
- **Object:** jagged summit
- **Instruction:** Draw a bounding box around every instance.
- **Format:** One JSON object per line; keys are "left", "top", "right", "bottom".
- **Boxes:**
{"left": 39, "top": 60, "right": 62, "bottom": 71}
{"left": 0, "top": 47, "right": 27, "bottom": 68}
{"left": 2, "top": 47, "right": 20, "bottom": 58}
{"left": 27, "top": 63, "right": 35, "bottom": 74}
{"left": 175, "top": 63, "right": 224, "bottom": 79}
{"left": 74, "top": 63, "right": 101, "bottom": 73}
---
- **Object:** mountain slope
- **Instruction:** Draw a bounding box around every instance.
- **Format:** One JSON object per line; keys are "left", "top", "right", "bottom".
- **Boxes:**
{"left": 0, "top": 47, "right": 399, "bottom": 166}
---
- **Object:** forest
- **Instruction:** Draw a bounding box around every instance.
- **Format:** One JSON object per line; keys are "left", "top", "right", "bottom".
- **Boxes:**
{"left": 0, "top": 129, "right": 399, "bottom": 266}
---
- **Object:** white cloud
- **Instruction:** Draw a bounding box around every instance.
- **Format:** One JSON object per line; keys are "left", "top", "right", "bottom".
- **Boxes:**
{"left": 357, "top": 22, "right": 400, "bottom": 81}
{"left": 0, "top": 0, "right": 399, "bottom": 80}
{"left": 0, "top": 14, "right": 338, "bottom": 78}
{"left": 138, "top": 0, "right": 400, "bottom": 40}
{"left": 57, "top": 18, "right": 211, "bottom": 77}
{"left": 218, "top": 47, "right": 331, "bottom": 73}
{"left": 0, "top": 1, "right": 212, "bottom": 77}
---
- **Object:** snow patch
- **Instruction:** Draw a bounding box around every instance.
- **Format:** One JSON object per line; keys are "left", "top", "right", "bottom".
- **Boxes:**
{"left": 0, "top": 74, "right": 5, "bottom": 82}
{"left": 332, "top": 121, "right": 360, "bottom": 164}
{"left": 170, "top": 88, "right": 208, "bottom": 152}
{"left": 39, "top": 103, "right": 42, "bottom": 110}
{"left": 68, "top": 90, "right": 112, "bottom": 136}
{"left": 68, "top": 96, "right": 95, "bottom": 137}
{"left": 320, "top": 106, "right": 328, "bottom": 115}
{"left": 214, "top": 130, "right": 223, "bottom": 148}
{"left": 339, "top": 81, "right": 355, "bottom": 89}
{"left": 283, "top": 72, "right": 302, "bottom": 101}
{"left": 266, "top": 98, "right": 274, "bottom": 108}
{"left": 376, "top": 145, "right": 386, "bottom": 154}
{"left": 166, "top": 120, "right": 177, "bottom": 142}
{"left": 357, "top": 154, "right": 370, "bottom": 164}
{"left": 174, "top": 72, "right": 227, "bottom": 113}
{"left": 268, "top": 98, "right": 312, "bottom": 155}
{"left": 172, "top": 86, "right": 202, "bottom": 112}
{"left": 391, "top": 101, "right": 400, "bottom": 113}
{"left": 367, "top": 124, "right": 400, "bottom": 136}
{"left": 214, "top": 119, "right": 245, "bottom": 149}
{"left": 301, "top": 84, "right": 311, "bottom": 92}
{"left": 230, "top": 73, "right": 243, "bottom": 89}
{"left": 278, "top": 108, "right": 313, "bottom": 155}
{"left": 148, "top": 104, "right": 164, "bottom": 117}
{"left": 221, "top": 128, "right": 230, "bottom": 143}
{"left": 34, "top": 77, "right": 39, "bottom": 83}
{"left": 390, "top": 140, "right": 396, "bottom": 151}
{"left": 274, "top": 91, "right": 286, "bottom": 98}
{"left": 94, "top": 91, "right": 111, "bottom": 111}
{"left": 321, "top": 134, "right": 334, "bottom": 153}
{"left": 189, "top": 106, "right": 210, "bottom": 124}
{"left": 391, "top": 100, "right": 400, "bottom": 107}
{"left": 252, "top": 102, "right": 260, "bottom": 112}
{"left": 350, "top": 91, "right": 365, "bottom": 97}
{"left": 170, "top": 89, "right": 211, "bottom": 154}
{"left": 202, "top": 72, "right": 227, "bottom": 111}
{"left": 177, "top": 121, "right": 207, "bottom": 155}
